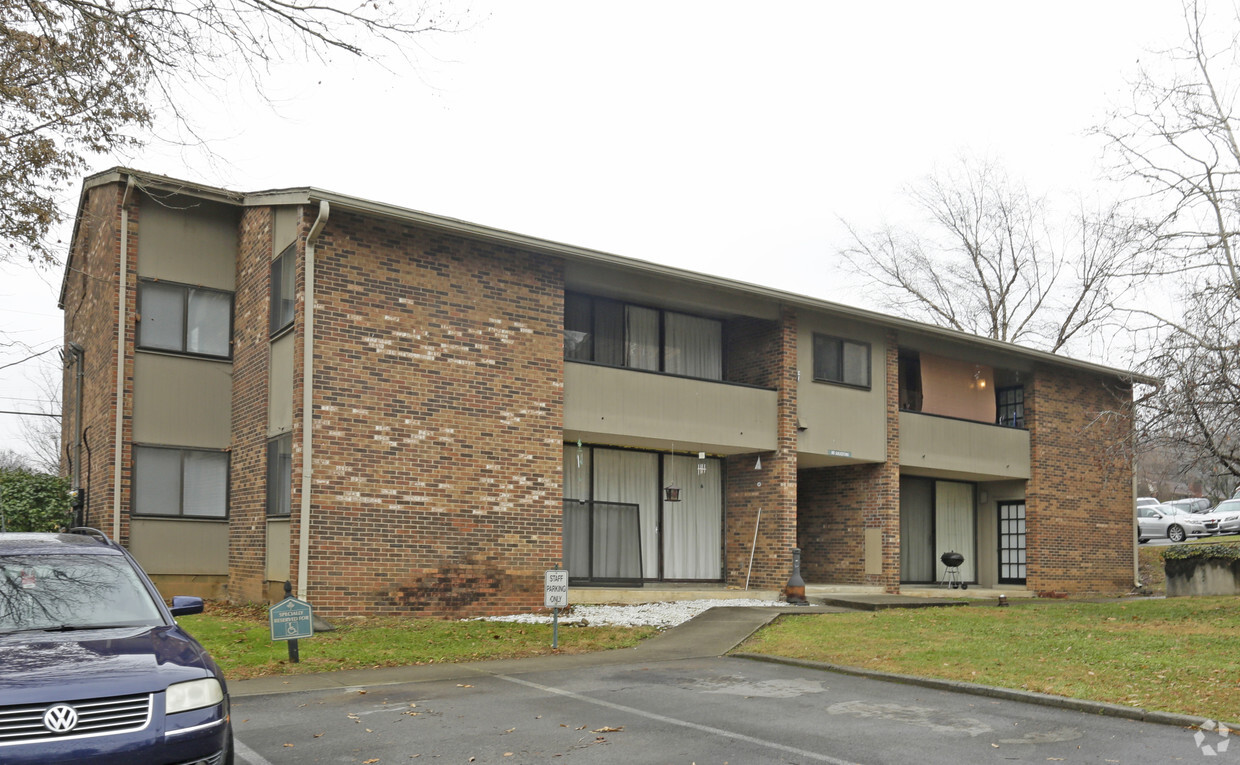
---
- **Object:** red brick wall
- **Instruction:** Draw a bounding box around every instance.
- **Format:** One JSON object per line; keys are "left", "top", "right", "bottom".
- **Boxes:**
{"left": 725, "top": 316, "right": 782, "bottom": 387}
{"left": 724, "top": 307, "right": 798, "bottom": 590}
{"left": 61, "top": 182, "right": 134, "bottom": 543}
{"left": 1026, "top": 365, "right": 1134, "bottom": 595}
{"left": 228, "top": 207, "right": 274, "bottom": 602}
{"left": 294, "top": 210, "right": 565, "bottom": 617}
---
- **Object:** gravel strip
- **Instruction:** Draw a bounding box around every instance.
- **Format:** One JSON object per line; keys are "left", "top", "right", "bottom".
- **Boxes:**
{"left": 471, "top": 598, "right": 783, "bottom": 629}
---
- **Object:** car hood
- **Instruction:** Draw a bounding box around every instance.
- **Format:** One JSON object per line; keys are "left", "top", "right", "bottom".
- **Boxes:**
{"left": 0, "top": 625, "right": 218, "bottom": 705}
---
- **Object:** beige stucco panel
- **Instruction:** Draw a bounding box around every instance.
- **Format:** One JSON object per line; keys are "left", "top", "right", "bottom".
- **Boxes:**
{"left": 796, "top": 312, "right": 888, "bottom": 463}
{"left": 133, "top": 353, "right": 232, "bottom": 447}
{"left": 564, "top": 363, "right": 776, "bottom": 453}
{"left": 268, "top": 333, "right": 294, "bottom": 436}
{"left": 136, "top": 195, "right": 238, "bottom": 289}
{"left": 267, "top": 518, "right": 291, "bottom": 581}
{"left": 900, "top": 412, "right": 1030, "bottom": 481}
{"left": 129, "top": 519, "right": 228, "bottom": 575}
{"left": 273, "top": 206, "right": 299, "bottom": 255}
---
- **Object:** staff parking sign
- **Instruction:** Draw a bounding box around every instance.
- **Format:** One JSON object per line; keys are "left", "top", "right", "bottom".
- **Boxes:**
{"left": 544, "top": 569, "right": 569, "bottom": 608}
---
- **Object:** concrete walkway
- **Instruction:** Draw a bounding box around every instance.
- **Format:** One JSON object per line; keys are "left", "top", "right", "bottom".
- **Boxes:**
{"left": 230, "top": 604, "right": 844, "bottom": 698}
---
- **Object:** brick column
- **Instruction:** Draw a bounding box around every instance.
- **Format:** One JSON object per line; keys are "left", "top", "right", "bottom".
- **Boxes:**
{"left": 725, "top": 306, "right": 798, "bottom": 590}
{"left": 864, "top": 331, "right": 901, "bottom": 593}
{"left": 228, "top": 206, "right": 274, "bottom": 603}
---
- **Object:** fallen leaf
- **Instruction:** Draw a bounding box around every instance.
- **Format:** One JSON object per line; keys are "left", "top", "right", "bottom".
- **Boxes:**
{"left": 504, "top": 728, "right": 516, "bottom": 733}
{"left": 504, "top": 754, "right": 514, "bottom": 757}
{"left": 314, "top": 732, "right": 324, "bottom": 738}
{"left": 283, "top": 743, "right": 294, "bottom": 748}
{"left": 457, "top": 684, "right": 473, "bottom": 688}
{"left": 593, "top": 726, "right": 624, "bottom": 733}
{"left": 364, "top": 760, "right": 380, "bottom": 764}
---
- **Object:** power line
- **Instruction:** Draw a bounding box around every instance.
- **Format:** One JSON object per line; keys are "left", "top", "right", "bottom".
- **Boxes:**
{"left": 0, "top": 410, "right": 60, "bottom": 418}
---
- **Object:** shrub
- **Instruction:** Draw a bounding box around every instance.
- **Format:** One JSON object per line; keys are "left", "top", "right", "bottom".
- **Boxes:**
{"left": 0, "top": 469, "right": 73, "bottom": 532}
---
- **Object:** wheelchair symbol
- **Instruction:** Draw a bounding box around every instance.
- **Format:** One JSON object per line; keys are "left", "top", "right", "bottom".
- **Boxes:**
{"left": 286, "top": 622, "right": 299, "bottom": 636}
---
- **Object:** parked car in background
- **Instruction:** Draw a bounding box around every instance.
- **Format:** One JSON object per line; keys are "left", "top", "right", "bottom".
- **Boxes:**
{"left": 0, "top": 529, "right": 232, "bottom": 765}
{"left": 1137, "top": 504, "right": 1211, "bottom": 543}
{"left": 1136, "top": 497, "right": 1161, "bottom": 508}
{"left": 1205, "top": 499, "right": 1240, "bottom": 536}
{"left": 1164, "top": 497, "right": 1213, "bottom": 515}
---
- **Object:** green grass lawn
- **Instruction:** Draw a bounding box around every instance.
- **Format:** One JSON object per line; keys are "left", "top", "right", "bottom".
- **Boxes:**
{"left": 178, "top": 603, "right": 656, "bottom": 681}
{"left": 737, "top": 597, "right": 1240, "bottom": 723}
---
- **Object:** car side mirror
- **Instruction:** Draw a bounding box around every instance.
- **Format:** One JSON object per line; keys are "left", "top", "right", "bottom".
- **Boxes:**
{"left": 170, "top": 596, "right": 205, "bottom": 617}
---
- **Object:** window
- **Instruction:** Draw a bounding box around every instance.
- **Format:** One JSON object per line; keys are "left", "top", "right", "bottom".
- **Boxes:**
{"left": 270, "top": 244, "right": 295, "bottom": 335}
{"left": 998, "top": 501, "right": 1027, "bottom": 584}
{"left": 267, "top": 434, "right": 293, "bottom": 516}
{"left": 812, "top": 333, "right": 870, "bottom": 388}
{"left": 564, "top": 293, "right": 722, "bottom": 381}
{"left": 996, "top": 386, "right": 1025, "bottom": 428}
{"left": 133, "top": 446, "right": 228, "bottom": 518}
{"left": 138, "top": 281, "right": 232, "bottom": 358}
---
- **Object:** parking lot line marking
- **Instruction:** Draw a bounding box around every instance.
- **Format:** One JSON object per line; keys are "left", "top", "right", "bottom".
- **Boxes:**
{"left": 496, "top": 674, "right": 856, "bottom": 765}
{"left": 234, "top": 736, "right": 277, "bottom": 765}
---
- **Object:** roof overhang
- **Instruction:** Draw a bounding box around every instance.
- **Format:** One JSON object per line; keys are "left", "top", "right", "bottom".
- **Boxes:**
{"left": 62, "top": 167, "right": 1159, "bottom": 386}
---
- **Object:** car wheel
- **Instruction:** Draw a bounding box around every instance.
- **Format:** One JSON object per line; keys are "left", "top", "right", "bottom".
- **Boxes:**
{"left": 1168, "top": 525, "right": 1186, "bottom": 543}
{"left": 1138, "top": 537, "right": 1147, "bottom": 544}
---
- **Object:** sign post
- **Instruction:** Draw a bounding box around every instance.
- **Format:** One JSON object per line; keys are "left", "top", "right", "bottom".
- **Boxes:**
{"left": 269, "top": 580, "right": 314, "bottom": 663}
{"left": 544, "top": 566, "right": 569, "bottom": 649}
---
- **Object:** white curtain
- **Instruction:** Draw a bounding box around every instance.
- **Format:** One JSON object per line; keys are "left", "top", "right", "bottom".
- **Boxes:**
{"left": 662, "top": 454, "right": 722, "bottom": 579}
{"left": 593, "top": 449, "right": 657, "bottom": 578}
{"left": 664, "top": 312, "right": 722, "bottom": 380}
{"left": 187, "top": 289, "right": 231, "bottom": 356}
{"left": 134, "top": 447, "right": 181, "bottom": 516}
{"left": 561, "top": 446, "right": 592, "bottom": 576}
{"left": 899, "top": 477, "right": 934, "bottom": 582}
{"left": 936, "top": 481, "right": 976, "bottom": 582}
{"left": 184, "top": 451, "right": 228, "bottom": 517}
{"left": 625, "top": 306, "right": 660, "bottom": 371}
{"left": 139, "top": 283, "right": 184, "bottom": 351}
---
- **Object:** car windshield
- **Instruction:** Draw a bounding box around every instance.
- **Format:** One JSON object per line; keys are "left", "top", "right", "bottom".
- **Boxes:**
{"left": 0, "top": 554, "right": 165, "bottom": 634}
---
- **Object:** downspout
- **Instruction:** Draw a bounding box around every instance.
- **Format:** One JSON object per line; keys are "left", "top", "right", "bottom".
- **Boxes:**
{"left": 298, "top": 201, "right": 329, "bottom": 600}
{"left": 113, "top": 177, "right": 135, "bottom": 541}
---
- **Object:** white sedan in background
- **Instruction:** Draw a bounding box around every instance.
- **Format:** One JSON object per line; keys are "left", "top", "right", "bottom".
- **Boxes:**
{"left": 1137, "top": 504, "right": 1210, "bottom": 543}
{"left": 1205, "top": 499, "right": 1240, "bottom": 536}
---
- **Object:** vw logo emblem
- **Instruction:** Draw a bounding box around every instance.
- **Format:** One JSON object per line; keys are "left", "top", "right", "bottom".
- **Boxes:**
{"left": 43, "top": 704, "right": 78, "bottom": 733}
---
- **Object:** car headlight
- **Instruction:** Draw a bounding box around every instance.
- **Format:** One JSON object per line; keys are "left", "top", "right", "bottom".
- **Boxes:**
{"left": 166, "top": 678, "right": 224, "bottom": 714}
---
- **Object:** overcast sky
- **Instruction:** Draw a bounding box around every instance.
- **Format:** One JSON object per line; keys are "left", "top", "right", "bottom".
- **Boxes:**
{"left": 0, "top": 1, "right": 1189, "bottom": 462}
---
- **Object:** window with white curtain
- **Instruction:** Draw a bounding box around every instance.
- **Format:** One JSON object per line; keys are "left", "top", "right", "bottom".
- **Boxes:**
{"left": 562, "top": 293, "right": 723, "bottom": 381}
{"left": 593, "top": 449, "right": 658, "bottom": 579}
{"left": 935, "top": 481, "right": 976, "bottom": 582}
{"left": 134, "top": 445, "right": 228, "bottom": 518}
{"left": 563, "top": 445, "right": 723, "bottom": 581}
{"left": 138, "top": 280, "right": 233, "bottom": 358}
{"left": 665, "top": 313, "right": 722, "bottom": 379}
{"left": 267, "top": 434, "right": 293, "bottom": 516}
{"left": 625, "top": 306, "right": 660, "bottom": 371}
{"left": 270, "top": 244, "right": 296, "bottom": 336}
{"left": 661, "top": 454, "right": 722, "bottom": 579}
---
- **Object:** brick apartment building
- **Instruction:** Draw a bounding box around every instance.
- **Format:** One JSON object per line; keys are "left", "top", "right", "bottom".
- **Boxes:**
{"left": 59, "top": 168, "right": 1149, "bottom": 617}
